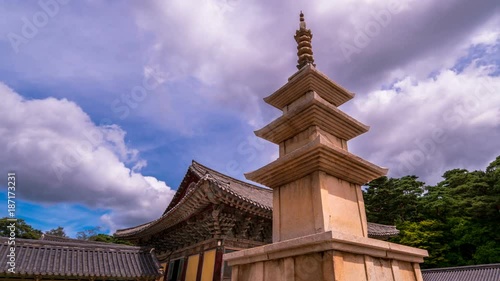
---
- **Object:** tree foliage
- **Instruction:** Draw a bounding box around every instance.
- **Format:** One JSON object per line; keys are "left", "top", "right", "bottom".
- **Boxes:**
{"left": 0, "top": 220, "right": 132, "bottom": 246}
{"left": 364, "top": 156, "right": 500, "bottom": 268}
{"left": 76, "top": 226, "right": 102, "bottom": 240}
{"left": 90, "top": 233, "right": 134, "bottom": 245}
{"left": 77, "top": 226, "right": 133, "bottom": 245}
{"left": 364, "top": 175, "right": 425, "bottom": 224}
{"left": 0, "top": 218, "right": 42, "bottom": 239}
{"left": 45, "top": 226, "right": 68, "bottom": 237}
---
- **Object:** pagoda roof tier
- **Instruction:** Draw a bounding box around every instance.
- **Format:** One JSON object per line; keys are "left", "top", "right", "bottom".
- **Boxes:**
{"left": 256, "top": 91, "right": 368, "bottom": 144}
{"left": 245, "top": 135, "right": 388, "bottom": 187}
{"left": 264, "top": 64, "right": 354, "bottom": 110}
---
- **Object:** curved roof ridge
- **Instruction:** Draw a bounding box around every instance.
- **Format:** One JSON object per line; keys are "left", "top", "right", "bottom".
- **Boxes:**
{"left": 191, "top": 160, "right": 272, "bottom": 193}
{"left": 365, "top": 222, "right": 398, "bottom": 228}
{"left": 211, "top": 177, "right": 272, "bottom": 212}
{"left": 3, "top": 237, "right": 143, "bottom": 250}
{"left": 116, "top": 174, "right": 215, "bottom": 237}
{"left": 111, "top": 220, "right": 153, "bottom": 232}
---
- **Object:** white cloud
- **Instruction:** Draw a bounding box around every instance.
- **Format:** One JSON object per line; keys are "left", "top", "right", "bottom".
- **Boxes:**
{"left": 0, "top": 83, "right": 175, "bottom": 231}
{"left": 471, "top": 31, "right": 499, "bottom": 46}
{"left": 351, "top": 62, "right": 500, "bottom": 184}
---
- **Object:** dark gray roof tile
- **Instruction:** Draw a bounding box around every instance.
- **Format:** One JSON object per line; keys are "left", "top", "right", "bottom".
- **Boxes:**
{"left": 0, "top": 237, "right": 162, "bottom": 279}
{"left": 366, "top": 222, "right": 399, "bottom": 238}
{"left": 422, "top": 264, "right": 500, "bottom": 281}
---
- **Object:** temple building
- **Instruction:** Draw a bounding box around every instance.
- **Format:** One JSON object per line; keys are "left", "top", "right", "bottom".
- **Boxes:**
{"left": 114, "top": 161, "right": 399, "bottom": 281}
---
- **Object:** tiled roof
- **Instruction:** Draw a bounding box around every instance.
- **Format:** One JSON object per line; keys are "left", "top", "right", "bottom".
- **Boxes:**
{"left": 422, "top": 264, "right": 500, "bottom": 281}
{"left": 0, "top": 237, "right": 163, "bottom": 280}
{"left": 190, "top": 160, "right": 273, "bottom": 209}
{"left": 365, "top": 222, "right": 399, "bottom": 239}
{"left": 115, "top": 160, "right": 399, "bottom": 239}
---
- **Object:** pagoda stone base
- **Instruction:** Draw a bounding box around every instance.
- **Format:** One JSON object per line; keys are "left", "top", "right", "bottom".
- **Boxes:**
{"left": 224, "top": 231, "right": 427, "bottom": 281}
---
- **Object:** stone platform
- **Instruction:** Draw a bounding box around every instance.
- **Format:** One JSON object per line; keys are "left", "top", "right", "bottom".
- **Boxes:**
{"left": 224, "top": 230, "right": 427, "bottom": 281}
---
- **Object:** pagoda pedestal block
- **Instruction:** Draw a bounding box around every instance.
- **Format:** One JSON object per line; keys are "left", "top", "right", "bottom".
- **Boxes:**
{"left": 225, "top": 231, "right": 427, "bottom": 281}
{"left": 272, "top": 171, "right": 369, "bottom": 243}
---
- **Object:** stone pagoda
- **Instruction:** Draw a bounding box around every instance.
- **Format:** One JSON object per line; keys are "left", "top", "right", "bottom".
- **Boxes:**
{"left": 224, "top": 12, "right": 428, "bottom": 281}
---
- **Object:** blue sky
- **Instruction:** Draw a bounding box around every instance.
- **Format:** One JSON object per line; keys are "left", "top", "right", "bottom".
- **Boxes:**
{"left": 0, "top": 0, "right": 499, "bottom": 237}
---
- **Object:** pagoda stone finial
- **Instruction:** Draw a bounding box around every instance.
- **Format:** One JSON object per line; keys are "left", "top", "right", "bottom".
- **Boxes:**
{"left": 294, "top": 11, "right": 316, "bottom": 69}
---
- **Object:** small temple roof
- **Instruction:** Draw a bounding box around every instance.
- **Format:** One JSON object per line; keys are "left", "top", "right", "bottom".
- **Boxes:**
{"left": 115, "top": 161, "right": 398, "bottom": 239}
{"left": 422, "top": 263, "right": 500, "bottom": 281}
{"left": 364, "top": 223, "right": 399, "bottom": 239}
{"left": 0, "top": 237, "right": 162, "bottom": 280}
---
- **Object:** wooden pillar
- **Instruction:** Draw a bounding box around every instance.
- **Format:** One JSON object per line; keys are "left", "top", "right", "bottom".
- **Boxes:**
{"left": 196, "top": 252, "right": 204, "bottom": 281}
{"left": 213, "top": 247, "right": 224, "bottom": 281}
{"left": 163, "top": 261, "right": 170, "bottom": 281}
{"left": 180, "top": 257, "right": 188, "bottom": 281}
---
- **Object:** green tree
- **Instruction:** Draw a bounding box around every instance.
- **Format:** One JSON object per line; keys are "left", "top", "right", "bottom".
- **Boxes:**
{"left": 77, "top": 226, "right": 133, "bottom": 245}
{"left": 45, "top": 226, "right": 68, "bottom": 237}
{"left": 0, "top": 218, "right": 42, "bottom": 239}
{"left": 425, "top": 165, "right": 500, "bottom": 266}
{"left": 364, "top": 156, "right": 500, "bottom": 268}
{"left": 91, "top": 233, "right": 133, "bottom": 245}
{"left": 364, "top": 175, "right": 424, "bottom": 225}
{"left": 391, "top": 220, "right": 449, "bottom": 268}
{"left": 76, "top": 226, "right": 101, "bottom": 240}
